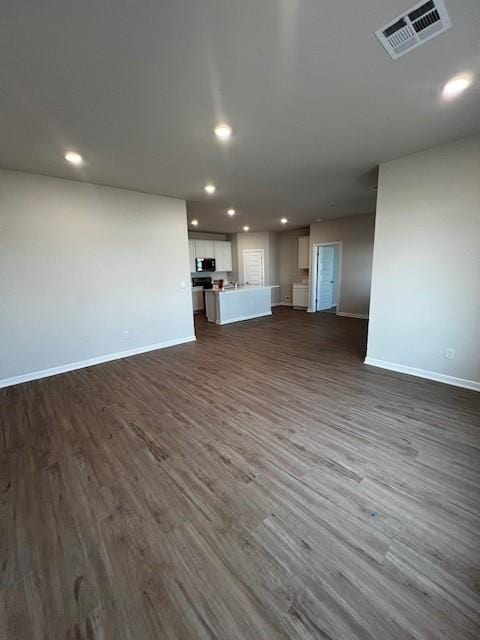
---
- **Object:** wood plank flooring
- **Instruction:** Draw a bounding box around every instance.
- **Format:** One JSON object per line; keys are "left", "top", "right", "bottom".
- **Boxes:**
{"left": 1, "top": 307, "right": 479, "bottom": 639}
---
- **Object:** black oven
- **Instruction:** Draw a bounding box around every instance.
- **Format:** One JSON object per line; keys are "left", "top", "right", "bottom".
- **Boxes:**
{"left": 195, "top": 257, "right": 216, "bottom": 272}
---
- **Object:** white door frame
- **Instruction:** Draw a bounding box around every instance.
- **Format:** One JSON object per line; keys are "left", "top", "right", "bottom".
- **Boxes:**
{"left": 243, "top": 249, "right": 265, "bottom": 285}
{"left": 308, "top": 242, "right": 343, "bottom": 313}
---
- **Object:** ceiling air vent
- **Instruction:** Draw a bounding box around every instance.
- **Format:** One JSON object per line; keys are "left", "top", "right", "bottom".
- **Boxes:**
{"left": 375, "top": 0, "right": 451, "bottom": 60}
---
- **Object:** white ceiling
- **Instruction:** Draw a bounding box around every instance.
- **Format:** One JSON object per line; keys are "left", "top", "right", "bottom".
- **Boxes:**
{"left": 1, "top": 0, "right": 479, "bottom": 232}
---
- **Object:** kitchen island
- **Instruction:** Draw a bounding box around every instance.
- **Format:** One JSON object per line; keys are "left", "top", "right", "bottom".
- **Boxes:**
{"left": 205, "top": 285, "right": 279, "bottom": 325}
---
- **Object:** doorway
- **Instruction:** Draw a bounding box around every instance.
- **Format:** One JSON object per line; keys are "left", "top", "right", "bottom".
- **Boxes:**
{"left": 243, "top": 249, "right": 265, "bottom": 286}
{"left": 311, "top": 242, "right": 342, "bottom": 313}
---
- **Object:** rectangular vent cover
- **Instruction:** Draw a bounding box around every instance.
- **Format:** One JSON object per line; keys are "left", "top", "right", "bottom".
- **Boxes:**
{"left": 375, "top": 0, "right": 451, "bottom": 59}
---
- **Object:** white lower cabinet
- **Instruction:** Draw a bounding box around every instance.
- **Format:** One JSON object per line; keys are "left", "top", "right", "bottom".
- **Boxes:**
{"left": 293, "top": 284, "right": 309, "bottom": 309}
{"left": 192, "top": 287, "right": 205, "bottom": 312}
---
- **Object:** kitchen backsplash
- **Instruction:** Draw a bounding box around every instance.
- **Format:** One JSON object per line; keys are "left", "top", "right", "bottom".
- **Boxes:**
{"left": 190, "top": 271, "right": 232, "bottom": 281}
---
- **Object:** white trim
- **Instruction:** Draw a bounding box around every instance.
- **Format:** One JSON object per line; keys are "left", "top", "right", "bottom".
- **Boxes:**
{"left": 310, "top": 242, "right": 343, "bottom": 313}
{"left": 337, "top": 312, "right": 369, "bottom": 319}
{"left": 271, "top": 302, "right": 292, "bottom": 307}
{"left": 243, "top": 249, "right": 265, "bottom": 286}
{"left": 364, "top": 357, "right": 480, "bottom": 392}
{"left": 0, "top": 335, "right": 197, "bottom": 390}
{"left": 217, "top": 311, "right": 271, "bottom": 325}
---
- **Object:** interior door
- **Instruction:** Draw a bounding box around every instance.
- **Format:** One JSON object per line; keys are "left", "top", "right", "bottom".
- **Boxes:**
{"left": 243, "top": 250, "right": 264, "bottom": 286}
{"left": 316, "top": 246, "right": 335, "bottom": 310}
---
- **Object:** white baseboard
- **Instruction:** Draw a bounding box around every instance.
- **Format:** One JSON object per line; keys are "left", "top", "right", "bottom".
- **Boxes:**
{"left": 272, "top": 302, "right": 292, "bottom": 307}
{"left": 337, "top": 312, "right": 369, "bottom": 319}
{"left": 364, "top": 357, "right": 480, "bottom": 392}
{"left": 306, "top": 309, "right": 369, "bottom": 318}
{"left": 0, "top": 335, "right": 197, "bottom": 390}
{"left": 218, "top": 311, "right": 272, "bottom": 325}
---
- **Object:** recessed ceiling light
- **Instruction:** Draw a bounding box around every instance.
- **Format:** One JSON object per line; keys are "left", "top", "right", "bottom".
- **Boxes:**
{"left": 214, "top": 123, "right": 232, "bottom": 141}
{"left": 190, "top": 219, "right": 198, "bottom": 226}
{"left": 65, "top": 151, "right": 83, "bottom": 166}
{"left": 442, "top": 74, "right": 473, "bottom": 99}
{"left": 328, "top": 202, "right": 337, "bottom": 207}
{"left": 315, "top": 218, "right": 324, "bottom": 223}
{"left": 243, "top": 226, "right": 250, "bottom": 232}
{"left": 204, "top": 184, "right": 216, "bottom": 194}
{"left": 280, "top": 218, "right": 288, "bottom": 224}
{"left": 227, "top": 209, "right": 236, "bottom": 216}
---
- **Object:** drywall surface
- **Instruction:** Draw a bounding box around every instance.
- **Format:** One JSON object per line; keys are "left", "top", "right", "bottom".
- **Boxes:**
{"left": 366, "top": 135, "right": 480, "bottom": 387}
{"left": 279, "top": 228, "right": 310, "bottom": 304}
{"left": 0, "top": 170, "right": 195, "bottom": 384}
{"left": 235, "top": 231, "right": 281, "bottom": 303}
{"left": 310, "top": 213, "right": 375, "bottom": 315}
{"left": 269, "top": 232, "right": 281, "bottom": 304}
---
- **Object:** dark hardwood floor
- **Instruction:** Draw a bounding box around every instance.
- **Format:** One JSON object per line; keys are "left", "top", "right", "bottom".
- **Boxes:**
{"left": 1, "top": 308, "right": 479, "bottom": 639}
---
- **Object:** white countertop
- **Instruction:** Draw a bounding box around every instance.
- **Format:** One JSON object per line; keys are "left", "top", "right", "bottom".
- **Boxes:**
{"left": 205, "top": 285, "right": 279, "bottom": 295}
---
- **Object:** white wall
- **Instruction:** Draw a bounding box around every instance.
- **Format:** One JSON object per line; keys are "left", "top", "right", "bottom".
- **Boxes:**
{"left": 235, "top": 231, "right": 280, "bottom": 303}
{"left": 309, "top": 213, "right": 375, "bottom": 316}
{"left": 269, "top": 232, "right": 281, "bottom": 304}
{"left": 188, "top": 231, "right": 228, "bottom": 241}
{"left": 332, "top": 244, "right": 340, "bottom": 306}
{"left": 0, "top": 170, "right": 195, "bottom": 386}
{"left": 232, "top": 231, "right": 281, "bottom": 303}
{"left": 236, "top": 232, "right": 271, "bottom": 284}
{"left": 230, "top": 233, "right": 239, "bottom": 281}
{"left": 366, "top": 136, "right": 480, "bottom": 390}
{"left": 279, "top": 228, "right": 309, "bottom": 305}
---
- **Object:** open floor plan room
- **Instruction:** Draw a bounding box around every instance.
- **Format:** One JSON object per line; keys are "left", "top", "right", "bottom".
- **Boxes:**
{"left": 1, "top": 310, "right": 479, "bottom": 639}
{"left": 1, "top": 1, "right": 479, "bottom": 638}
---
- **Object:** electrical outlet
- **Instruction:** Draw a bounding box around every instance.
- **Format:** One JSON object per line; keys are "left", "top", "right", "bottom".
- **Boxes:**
{"left": 123, "top": 330, "right": 129, "bottom": 339}
{"left": 285, "top": 295, "right": 291, "bottom": 301}
{"left": 446, "top": 348, "right": 455, "bottom": 359}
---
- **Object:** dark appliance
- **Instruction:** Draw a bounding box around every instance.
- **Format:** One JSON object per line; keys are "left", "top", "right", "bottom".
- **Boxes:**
{"left": 195, "top": 257, "right": 216, "bottom": 272}
{"left": 191, "top": 276, "right": 212, "bottom": 289}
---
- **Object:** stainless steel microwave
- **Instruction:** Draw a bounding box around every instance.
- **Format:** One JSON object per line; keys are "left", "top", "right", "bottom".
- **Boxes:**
{"left": 195, "top": 257, "right": 216, "bottom": 272}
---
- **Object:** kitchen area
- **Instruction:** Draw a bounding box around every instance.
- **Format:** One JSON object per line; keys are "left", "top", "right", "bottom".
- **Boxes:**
{"left": 190, "top": 234, "right": 233, "bottom": 317}
{"left": 189, "top": 228, "right": 311, "bottom": 325}
{"left": 189, "top": 233, "right": 279, "bottom": 325}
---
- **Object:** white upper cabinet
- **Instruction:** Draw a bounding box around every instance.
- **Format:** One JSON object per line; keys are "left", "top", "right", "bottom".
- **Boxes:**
{"left": 298, "top": 236, "right": 310, "bottom": 270}
{"left": 214, "top": 241, "right": 232, "bottom": 272}
{"left": 189, "top": 239, "right": 196, "bottom": 272}
{"left": 194, "top": 240, "right": 215, "bottom": 259}
{"left": 223, "top": 242, "right": 233, "bottom": 272}
{"left": 189, "top": 239, "right": 233, "bottom": 272}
